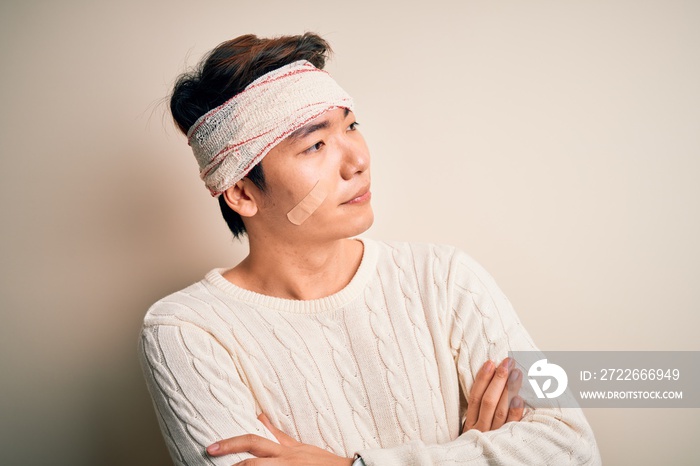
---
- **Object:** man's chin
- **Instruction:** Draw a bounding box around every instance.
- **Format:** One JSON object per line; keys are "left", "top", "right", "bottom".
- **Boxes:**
{"left": 347, "top": 210, "right": 374, "bottom": 237}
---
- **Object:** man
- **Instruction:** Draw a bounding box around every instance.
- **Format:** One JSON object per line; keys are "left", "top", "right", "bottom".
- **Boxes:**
{"left": 139, "top": 33, "right": 600, "bottom": 465}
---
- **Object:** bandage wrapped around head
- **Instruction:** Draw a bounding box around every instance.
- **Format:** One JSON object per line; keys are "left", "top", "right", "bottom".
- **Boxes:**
{"left": 187, "top": 60, "right": 354, "bottom": 196}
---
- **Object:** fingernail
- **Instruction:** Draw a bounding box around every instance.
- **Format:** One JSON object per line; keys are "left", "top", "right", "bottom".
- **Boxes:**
{"left": 512, "top": 397, "right": 523, "bottom": 408}
{"left": 497, "top": 358, "right": 510, "bottom": 376}
{"left": 508, "top": 368, "right": 520, "bottom": 383}
{"left": 207, "top": 443, "right": 220, "bottom": 454}
{"left": 484, "top": 360, "right": 494, "bottom": 372}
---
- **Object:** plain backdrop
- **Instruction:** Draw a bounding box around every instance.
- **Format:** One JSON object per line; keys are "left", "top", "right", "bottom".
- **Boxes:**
{"left": 1, "top": 1, "right": 698, "bottom": 465}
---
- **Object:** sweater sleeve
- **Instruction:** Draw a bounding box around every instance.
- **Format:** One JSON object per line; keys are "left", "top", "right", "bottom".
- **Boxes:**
{"left": 138, "top": 315, "right": 277, "bottom": 465}
{"left": 357, "top": 248, "right": 602, "bottom": 465}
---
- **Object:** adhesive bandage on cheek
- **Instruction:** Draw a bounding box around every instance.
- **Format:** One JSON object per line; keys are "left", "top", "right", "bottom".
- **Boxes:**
{"left": 287, "top": 180, "right": 327, "bottom": 225}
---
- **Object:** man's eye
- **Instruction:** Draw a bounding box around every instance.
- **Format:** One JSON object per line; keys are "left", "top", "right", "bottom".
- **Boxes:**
{"left": 305, "top": 141, "right": 324, "bottom": 153}
{"left": 348, "top": 121, "right": 360, "bottom": 131}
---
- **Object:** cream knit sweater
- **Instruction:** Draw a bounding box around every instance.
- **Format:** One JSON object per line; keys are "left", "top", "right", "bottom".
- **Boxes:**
{"left": 139, "top": 238, "right": 601, "bottom": 465}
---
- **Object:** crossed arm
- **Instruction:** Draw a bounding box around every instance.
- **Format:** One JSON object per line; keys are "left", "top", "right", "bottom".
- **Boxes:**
{"left": 206, "top": 358, "right": 524, "bottom": 465}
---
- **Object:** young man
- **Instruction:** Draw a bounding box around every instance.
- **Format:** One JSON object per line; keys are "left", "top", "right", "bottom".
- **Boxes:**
{"left": 139, "top": 33, "right": 601, "bottom": 465}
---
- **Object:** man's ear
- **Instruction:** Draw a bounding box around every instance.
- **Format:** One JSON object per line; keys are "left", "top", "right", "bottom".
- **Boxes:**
{"left": 222, "top": 179, "right": 259, "bottom": 217}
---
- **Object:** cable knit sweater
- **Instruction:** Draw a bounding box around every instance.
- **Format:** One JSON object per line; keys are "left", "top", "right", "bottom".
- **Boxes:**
{"left": 139, "top": 238, "right": 601, "bottom": 465}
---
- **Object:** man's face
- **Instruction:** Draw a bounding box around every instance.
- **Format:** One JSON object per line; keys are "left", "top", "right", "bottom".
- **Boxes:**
{"left": 252, "top": 107, "right": 373, "bottom": 241}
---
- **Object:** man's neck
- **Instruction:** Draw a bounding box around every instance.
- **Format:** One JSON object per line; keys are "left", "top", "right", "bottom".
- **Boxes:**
{"left": 223, "top": 237, "right": 363, "bottom": 301}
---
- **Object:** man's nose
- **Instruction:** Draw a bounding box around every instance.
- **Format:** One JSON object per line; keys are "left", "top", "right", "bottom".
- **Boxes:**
{"left": 339, "top": 137, "right": 369, "bottom": 180}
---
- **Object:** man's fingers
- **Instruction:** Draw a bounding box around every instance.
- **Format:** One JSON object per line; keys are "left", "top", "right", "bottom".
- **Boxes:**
{"left": 206, "top": 434, "right": 283, "bottom": 458}
{"left": 206, "top": 415, "right": 299, "bottom": 460}
{"left": 474, "top": 357, "right": 512, "bottom": 431}
{"left": 507, "top": 395, "right": 525, "bottom": 423}
{"left": 464, "top": 360, "right": 495, "bottom": 429}
{"left": 464, "top": 358, "right": 527, "bottom": 433}
{"left": 491, "top": 367, "right": 522, "bottom": 429}
{"left": 257, "top": 413, "right": 298, "bottom": 447}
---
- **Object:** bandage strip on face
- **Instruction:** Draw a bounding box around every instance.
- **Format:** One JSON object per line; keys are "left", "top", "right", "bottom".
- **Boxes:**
{"left": 287, "top": 179, "right": 327, "bottom": 226}
{"left": 187, "top": 60, "right": 353, "bottom": 196}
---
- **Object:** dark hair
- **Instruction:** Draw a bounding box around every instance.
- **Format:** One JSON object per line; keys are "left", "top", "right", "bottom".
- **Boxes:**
{"left": 169, "top": 33, "right": 332, "bottom": 238}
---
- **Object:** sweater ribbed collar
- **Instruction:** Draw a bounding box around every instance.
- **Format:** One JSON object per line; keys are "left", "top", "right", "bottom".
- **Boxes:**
{"left": 204, "top": 237, "right": 378, "bottom": 313}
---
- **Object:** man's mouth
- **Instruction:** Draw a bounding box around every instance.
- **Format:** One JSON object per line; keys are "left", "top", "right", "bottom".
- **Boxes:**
{"left": 342, "top": 185, "right": 371, "bottom": 204}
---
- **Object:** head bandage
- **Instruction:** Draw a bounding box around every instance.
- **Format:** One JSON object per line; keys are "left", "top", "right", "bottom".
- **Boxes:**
{"left": 187, "top": 60, "right": 354, "bottom": 196}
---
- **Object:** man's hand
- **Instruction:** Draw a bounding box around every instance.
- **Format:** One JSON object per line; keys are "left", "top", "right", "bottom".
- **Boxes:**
{"left": 463, "top": 357, "right": 524, "bottom": 432}
{"left": 206, "top": 413, "right": 353, "bottom": 466}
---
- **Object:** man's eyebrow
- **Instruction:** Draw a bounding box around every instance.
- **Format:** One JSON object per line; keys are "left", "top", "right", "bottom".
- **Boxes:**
{"left": 287, "top": 120, "right": 330, "bottom": 142}
{"left": 286, "top": 108, "right": 351, "bottom": 142}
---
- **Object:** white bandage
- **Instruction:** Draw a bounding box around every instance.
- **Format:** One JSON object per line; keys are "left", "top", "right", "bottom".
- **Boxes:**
{"left": 187, "top": 60, "right": 353, "bottom": 196}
